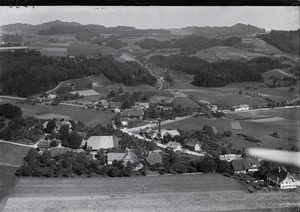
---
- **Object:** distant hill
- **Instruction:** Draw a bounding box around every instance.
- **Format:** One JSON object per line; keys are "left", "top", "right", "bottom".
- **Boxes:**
{"left": 182, "top": 23, "right": 265, "bottom": 37}
{"left": 0, "top": 20, "right": 81, "bottom": 33}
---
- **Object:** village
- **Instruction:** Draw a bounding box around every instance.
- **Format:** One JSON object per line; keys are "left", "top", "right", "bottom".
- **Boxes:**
{"left": 10, "top": 89, "right": 299, "bottom": 193}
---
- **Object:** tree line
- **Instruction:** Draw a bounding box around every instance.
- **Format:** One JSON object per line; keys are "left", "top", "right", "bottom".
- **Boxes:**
{"left": 258, "top": 30, "right": 299, "bottom": 55}
{"left": 135, "top": 36, "right": 243, "bottom": 54}
{"left": 149, "top": 54, "right": 288, "bottom": 87}
{"left": 0, "top": 50, "right": 156, "bottom": 97}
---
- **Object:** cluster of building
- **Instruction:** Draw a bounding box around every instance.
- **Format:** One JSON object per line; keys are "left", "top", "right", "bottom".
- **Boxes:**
{"left": 219, "top": 154, "right": 299, "bottom": 190}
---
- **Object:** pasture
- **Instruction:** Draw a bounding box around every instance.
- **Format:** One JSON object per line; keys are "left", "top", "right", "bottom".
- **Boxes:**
{"left": 3, "top": 175, "right": 299, "bottom": 212}
{"left": 172, "top": 97, "right": 200, "bottom": 108}
{"left": 70, "top": 89, "right": 100, "bottom": 96}
{"left": 0, "top": 98, "right": 116, "bottom": 127}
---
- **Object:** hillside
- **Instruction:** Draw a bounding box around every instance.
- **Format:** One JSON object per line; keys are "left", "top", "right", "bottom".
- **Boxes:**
{"left": 258, "top": 30, "right": 300, "bottom": 55}
{"left": 183, "top": 23, "right": 265, "bottom": 37}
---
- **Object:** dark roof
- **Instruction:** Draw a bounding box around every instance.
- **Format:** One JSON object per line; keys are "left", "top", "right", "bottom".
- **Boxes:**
{"left": 266, "top": 167, "right": 292, "bottom": 183}
{"left": 185, "top": 139, "right": 200, "bottom": 147}
{"left": 49, "top": 147, "right": 69, "bottom": 157}
{"left": 122, "top": 108, "right": 143, "bottom": 118}
{"left": 147, "top": 152, "right": 162, "bottom": 166}
{"left": 231, "top": 158, "right": 260, "bottom": 172}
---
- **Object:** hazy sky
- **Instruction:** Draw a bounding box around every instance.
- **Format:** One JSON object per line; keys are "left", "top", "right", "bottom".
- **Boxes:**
{"left": 0, "top": 6, "right": 298, "bottom": 31}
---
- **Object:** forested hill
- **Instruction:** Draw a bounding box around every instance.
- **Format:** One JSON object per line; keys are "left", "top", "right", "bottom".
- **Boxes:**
{"left": 149, "top": 54, "right": 288, "bottom": 87}
{"left": 182, "top": 23, "right": 265, "bottom": 36}
{"left": 258, "top": 30, "right": 300, "bottom": 55}
{"left": 0, "top": 50, "right": 156, "bottom": 97}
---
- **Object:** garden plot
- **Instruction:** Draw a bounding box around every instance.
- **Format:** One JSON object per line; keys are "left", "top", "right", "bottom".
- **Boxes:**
{"left": 70, "top": 89, "right": 100, "bottom": 96}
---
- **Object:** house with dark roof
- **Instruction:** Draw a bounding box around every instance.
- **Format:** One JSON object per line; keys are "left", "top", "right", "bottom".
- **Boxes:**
{"left": 107, "top": 149, "right": 138, "bottom": 165}
{"left": 96, "top": 99, "right": 110, "bottom": 109}
{"left": 231, "top": 158, "right": 260, "bottom": 174}
{"left": 266, "top": 167, "right": 297, "bottom": 189}
{"left": 37, "top": 139, "right": 51, "bottom": 149}
{"left": 135, "top": 102, "right": 149, "bottom": 109}
{"left": 147, "top": 152, "right": 163, "bottom": 166}
{"left": 122, "top": 107, "right": 143, "bottom": 119}
{"left": 184, "top": 139, "right": 202, "bottom": 152}
{"left": 166, "top": 141, "right": 183, "bottom": 152}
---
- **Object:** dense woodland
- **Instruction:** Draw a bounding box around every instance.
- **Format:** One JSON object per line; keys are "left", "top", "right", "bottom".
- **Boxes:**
{"left": 0, "top": 50, "right": 156, "bottom": 97}
{"left": 135, "top": 36, "right": 243, "bottom": 54}
{"left": 258, "top": 30, "right": 299, "bottom": 55}
{"left": 149, "top": 54, "right": 287, "bottom": 87}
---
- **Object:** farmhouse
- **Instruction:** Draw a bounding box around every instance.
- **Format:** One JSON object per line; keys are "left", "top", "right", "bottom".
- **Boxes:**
{"left": 37, "top": 139, "right": 51, "bottom": 150}
{"left": 107, "top": 149, "right": 138, "bottom": 165}
{"left": 96, "top": 99, "right": 110, "bottom": 109}
{"left": 232, "top": 104, "right": 250, "bottom": 111}
{"left": 86, "top": 136, "right": 120, "bottom": 151}
{"left": 160, "top": 129, "right": 180, "bottom": 139}
{"left": 184, "top": 139, "right": 202, "bottom": 152}
{"left": 122, "top": 107, "right": 143, "bottom": 119}
{"left": 231, "top": 158, "right": 260, "bottom": 174}
{"left": 110, "top": 101, "right": 122, "bottom": 113}
{"left": 166, "top": 141, "right": 183, "bottom": 152}
{"left": 266, "top": 167, "right": 297, "bottom": 189}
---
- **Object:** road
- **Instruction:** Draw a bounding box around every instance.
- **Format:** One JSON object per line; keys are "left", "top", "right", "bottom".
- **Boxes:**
{"left": 0, "top": 135, "right": 44, "bottom": 149}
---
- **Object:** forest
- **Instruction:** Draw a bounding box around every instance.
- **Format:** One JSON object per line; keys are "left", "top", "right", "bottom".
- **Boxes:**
{"left": 0, "top": 50, "right": 156, "bottom": 97}
{"left": 149, "top": 54, "right": 287, "bottom": 87}
{"left": 135, "top": 36, "right": 243, "bottom": 54}
{"left": 258, "top": 30, "right": 299, "bottom": 55}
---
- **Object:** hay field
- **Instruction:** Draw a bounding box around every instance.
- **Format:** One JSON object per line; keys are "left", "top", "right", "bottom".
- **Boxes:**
{"left": 33, "top": 113, "right": 70, "bottom": 120}
{"left": 3, "top": 175, "right": 299, "bottom": 212}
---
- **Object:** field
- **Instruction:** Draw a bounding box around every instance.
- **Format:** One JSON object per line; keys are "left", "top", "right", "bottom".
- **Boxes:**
{"left": 161, "top": 107, "right": 299, "bottom": 150}
{"left": 67, "top": 43, "right": 118, "bottom": 57}
{"left": 172, "top": 97, "right": 200, "bottom": 108}
{"left": 0, "top": 142, "right": 30, "bottom": 207}
{"left": 70, "top": 89, "right": 100, "bottom": 96}
{"left": 3, "top": 175, "right": 299, "bottom": 212}
{"left": 0, "top": 98, "right": 116, "bottom": 127}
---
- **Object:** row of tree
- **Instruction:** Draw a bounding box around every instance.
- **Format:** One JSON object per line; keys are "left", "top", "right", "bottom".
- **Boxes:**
{"left": 135, "top": 36, "right": 243, "bottom": 54}
{"left": 149, "top": 54, "right": 288, "bottom": 87}
{"left": 0, "top": 50, "right": 156, "bottom": 97}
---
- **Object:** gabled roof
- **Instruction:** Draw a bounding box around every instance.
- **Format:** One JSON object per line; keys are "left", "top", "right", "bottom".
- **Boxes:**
{"left": 99, "top": 99, "right": 110, "bottom": 106}
{"left": 185, "top": 139, "right": 200, "bottom": 147}
{"left": 87, "top": 136, "right": 120, "bottom": 150}
{"left": 147, "top": 152, "right": 163, "bottom": 166}
{"left": 166, "top": 141, "right": 182, "bottom": 149}
{"left": 38, "top": 139, "right": 51, "bottom": 148}
{"left": 107, "top": 149, "right": 138, "bottom": 163}
{"left": 122, "top": 108, "right": 143, "bottom": 118}
{"left": 160, "top": 129, "right": 180, "bottom": 138}
{"left": 49, "top": 147, "right": 69, "bottom": 157}
{"left": 231, "top": 158, "right": 260, "bottom": 171}
{"left": 266, "top": 167, "right": 295, "bottom": 183}
{"left": 107, "top": 153, "right": 126, "bottom": 162}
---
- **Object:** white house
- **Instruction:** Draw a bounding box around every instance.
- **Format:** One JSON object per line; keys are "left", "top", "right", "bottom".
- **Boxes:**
{"left": 232, "top": 104, "right": 250, "bottom": 111}
{"left": 267, "top": 167, "right": 297, "bottom": 189}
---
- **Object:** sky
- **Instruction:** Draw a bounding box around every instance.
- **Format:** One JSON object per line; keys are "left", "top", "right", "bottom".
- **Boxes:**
{"left": 0, "top": 6, "right": 298, "bottom": 31}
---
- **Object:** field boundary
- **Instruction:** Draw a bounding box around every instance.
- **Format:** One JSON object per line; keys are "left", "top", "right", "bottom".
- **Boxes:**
{"left": 0, "top": 176, "right": 19, "bottom": 212}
